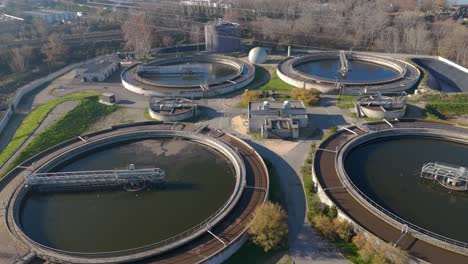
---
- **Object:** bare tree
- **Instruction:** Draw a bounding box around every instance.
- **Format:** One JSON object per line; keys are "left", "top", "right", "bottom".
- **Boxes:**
{"left": 403, "top": 24, "right": 433, "bottom": 54}
{"left": 122, "top": 12, "right": 155, "bottom": 59}
{"left": 41, "top": 33, "right": 67, "bottom": 64}
{"left": 8, "top": 46, "right": 32, "bottom": 73}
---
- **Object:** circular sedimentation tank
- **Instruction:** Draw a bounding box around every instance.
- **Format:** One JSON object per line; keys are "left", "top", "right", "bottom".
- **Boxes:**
{"left": 277, "top": 51, "right": 420, "bottom": 94}
{"left": 313, "top": 120, "right": 468, "bottom": 263}
{"left": 4, "top": 123, "right": 269, "bottom": 263}
{"left": 121, "top": 55, "right": 255, "bottom": 98}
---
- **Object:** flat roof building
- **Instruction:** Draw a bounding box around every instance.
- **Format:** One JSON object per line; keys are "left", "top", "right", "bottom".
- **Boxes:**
{"left": 75, "top": 56, "right": 119, "bottom": 82}
{"left": 248, "top": 100, "right": 308, "bottom": 139}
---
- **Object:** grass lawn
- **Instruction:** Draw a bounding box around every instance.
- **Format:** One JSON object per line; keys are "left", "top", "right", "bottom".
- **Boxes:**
{"left": 257, "top": 66, "right": 296, "bottom": 92}
{"left": 0, "top": 92, "right": 100, "bottom": 168}
{"left": 336, "top": 95, "right": 357, "bottom": 109}
{"left": 3, "top": 97, "right": 117, "bottom": 175}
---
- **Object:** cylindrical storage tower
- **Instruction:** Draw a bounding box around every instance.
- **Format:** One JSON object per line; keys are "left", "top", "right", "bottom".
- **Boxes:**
{"left": 205, "top": 19, "right": 241, "bottom": 53}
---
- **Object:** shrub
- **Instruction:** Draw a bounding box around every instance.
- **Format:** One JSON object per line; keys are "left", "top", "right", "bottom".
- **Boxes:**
{"left": 327, "top": 206, "right": 338, "bottom": 219}
{"left": 352, "top": 233, "right": 367, "bottom": 248}
{"left": 249, "top": 201, "right": 288, "bottom": 252}
{"left": 290, "top": 88, "right": 320, "bottom": 106}
{"left": 333, "top": 218, "right": 353, "bottom": 242}
{"left": 241, "top": 90, "right": 261, "bottom": 106}
{"left": 311, "top": 215, "right": 336, "bottom": 240}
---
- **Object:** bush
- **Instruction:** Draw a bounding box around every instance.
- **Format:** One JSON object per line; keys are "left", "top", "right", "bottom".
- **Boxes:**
{"left": 240, "top": 90, "right": 261, "bottom": 107}
{"left": 290, "top": 88, "right": 320, "bottom": 106}
{"left": 311, "top": 215, "right": 336, "bottom": 240}
{"left": 333, "top": 218, "right": 353, "bottom": 242}
{"left": 249, "top": 201, "right": 288, "bottom": 252}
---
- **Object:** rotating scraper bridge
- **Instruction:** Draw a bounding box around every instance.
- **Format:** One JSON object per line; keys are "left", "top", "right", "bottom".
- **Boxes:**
{"left": 25, "top": 167, "right": 167, "bottom": 192}
{"left": 3, "top": 122, "right": 269, "bottom": 264}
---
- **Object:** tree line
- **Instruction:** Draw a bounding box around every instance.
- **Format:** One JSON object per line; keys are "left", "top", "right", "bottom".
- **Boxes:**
{"left": 121, "top": 0, "right": 467, "bottom": 66}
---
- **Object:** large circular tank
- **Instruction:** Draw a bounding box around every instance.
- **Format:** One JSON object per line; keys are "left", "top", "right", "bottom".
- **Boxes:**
{"left": 5, "top": 122, "right": 269, "bottom": 264}
{"left": 313, "top": 120, "right": 468, "bottom": 263}
{"left": 121, "top": 55, "right": 255, "bottom": 98}
{"left": 205, "top": 19, "right": 241, "bottom": 53}
{"left": 248, "top": 47, "right": 268, "bottom": 64}
{"left": 277, "top": 51, "right": 420, "bottom": 94}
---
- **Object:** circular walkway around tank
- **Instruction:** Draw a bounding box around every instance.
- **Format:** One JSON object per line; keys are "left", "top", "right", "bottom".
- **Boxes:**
{"left": 3, "top": 122, "right": 269, "bottom": 264}
{"left": 313, "top": 119, "right": 468, "bottom": 263}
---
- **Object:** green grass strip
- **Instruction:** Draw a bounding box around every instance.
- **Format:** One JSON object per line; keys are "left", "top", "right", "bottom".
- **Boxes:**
{"left": 258, "top": 67, "right": 296, "bottom": 92}
{"left": 5, "top": 98, "right": 117, "bottom": 174}
{"left": 0, "top": 92, "right": 100, "bottom": 167}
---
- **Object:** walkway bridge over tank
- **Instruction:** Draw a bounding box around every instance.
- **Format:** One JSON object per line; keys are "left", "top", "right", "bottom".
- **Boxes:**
{"left": 420, "top": 162, "right": 468, "bottom": 191}
{"left": 25, "top": 165, "right": 166, "bottom": 192}
{"left": 339, "top": 50, "right": 350, "bottom": 78}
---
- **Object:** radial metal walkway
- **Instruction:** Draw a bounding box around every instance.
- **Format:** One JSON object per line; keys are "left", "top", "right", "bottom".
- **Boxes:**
{"left": 420, "top": 162, "right": 468, "bottom": 191}
{"left": 25, "top": 165, "right": 166, "bottom": 192}
{"left": 339, "top": 50, "right": 349, "bottom": 78}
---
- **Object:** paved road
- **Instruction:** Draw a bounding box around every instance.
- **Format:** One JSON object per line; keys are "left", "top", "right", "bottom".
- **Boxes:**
{"left": 196, "top": 93, "right": 352, "bottom": 263}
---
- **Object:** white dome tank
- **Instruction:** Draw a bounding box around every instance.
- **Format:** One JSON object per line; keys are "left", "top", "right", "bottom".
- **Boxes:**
{"left": 248, "top": 47, "right": 268, "bottom": 64}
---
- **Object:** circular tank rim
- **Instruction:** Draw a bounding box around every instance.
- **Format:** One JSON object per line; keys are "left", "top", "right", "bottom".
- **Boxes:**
{"left": 290, "top": 52, "right": 405, "bottom": 85}
{"left": 121, "top": 55, "right": 256, "bottom": 98}
{"left": 136, "top": 56, "right": 244, "bottom": 88}
{"left": 335, "top": 127, "right": 468, "bottom": 255}
{"left": 124, "top": 55, "right": 245, "bottom": 89}
{"left": 8, "top": 129, "right": 247, "bottom": 261}
{"left": 277, "top": 51, "right": 421, "bottom": 94}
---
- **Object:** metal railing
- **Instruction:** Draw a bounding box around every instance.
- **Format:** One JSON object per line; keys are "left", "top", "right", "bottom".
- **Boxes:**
{"left": 7, "top": 127, "right": 247, "bottom": 261}
{"left": 334, "top": 128, "right": 468, "bottom": 255}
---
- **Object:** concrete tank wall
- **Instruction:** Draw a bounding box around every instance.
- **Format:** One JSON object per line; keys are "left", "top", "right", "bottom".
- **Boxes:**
{"left": 359, "top": 105, "right": 407, "bottom": 119}
{"left": 148, "top": 107, "right": 195, "bottom": 122}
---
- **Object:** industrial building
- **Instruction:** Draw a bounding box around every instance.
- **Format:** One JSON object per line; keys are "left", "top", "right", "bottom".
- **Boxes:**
{"left": 23, "top": 9, "right": 77, "bottom": 23}
{"left": 248, "top": 100, "right": 308, "bottom": 139}
{"left": 205, "top": 19, "right": 241, "bottom": 53}
{"left": 75, "top": 56, "right": 119, "bottom": 82}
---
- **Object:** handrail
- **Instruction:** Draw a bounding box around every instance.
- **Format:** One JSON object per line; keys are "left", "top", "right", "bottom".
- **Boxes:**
{"left": 334, "top": 128, "right": 468, "bottom": 254}
{"left": 7, "top": 127, "right": 247, "bottom": 260}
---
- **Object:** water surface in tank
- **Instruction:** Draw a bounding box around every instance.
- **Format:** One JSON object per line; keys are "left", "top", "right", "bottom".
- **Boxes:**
{"left": 296, "top": 59, "right": 399, "bottom": 82}
{"left": 140, "top": 61, "right": 239, "bottom": 86}
{"left": 20, "top": 138, "right": 236, "bottom": 253}
{"left": 344, "top": 136, "right": 468, "bottom": 243}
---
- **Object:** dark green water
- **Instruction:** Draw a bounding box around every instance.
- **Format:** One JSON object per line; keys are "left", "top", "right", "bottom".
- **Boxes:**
{"left": 296, "top": 59, "right": 399, "bottom": 82}
{"left": 20, "top": 138, "right": 236, "bottom": 252}
{"left": 344, "top": 137, "right": 468, "bottom": 243}
{"left": 141, "top": 61, "right": 239, "bottom": 86}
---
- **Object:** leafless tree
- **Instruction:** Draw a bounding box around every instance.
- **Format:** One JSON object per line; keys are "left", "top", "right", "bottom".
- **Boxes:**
{"left": 122, "top": 12, "right": 155, "bottom": 59}
{"left": 8, "top": 46, "right": 32, "bottom": 73}
{"left": 41, "top": 33, "right": 67, "bottom": 64}
{"left": 403, "top": 24, "right": 433, "bottom": 54}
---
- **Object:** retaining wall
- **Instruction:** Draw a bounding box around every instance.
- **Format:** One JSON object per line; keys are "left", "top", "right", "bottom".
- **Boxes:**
{"left": 0, "top": 63, "right": 82, "bottom": 136}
